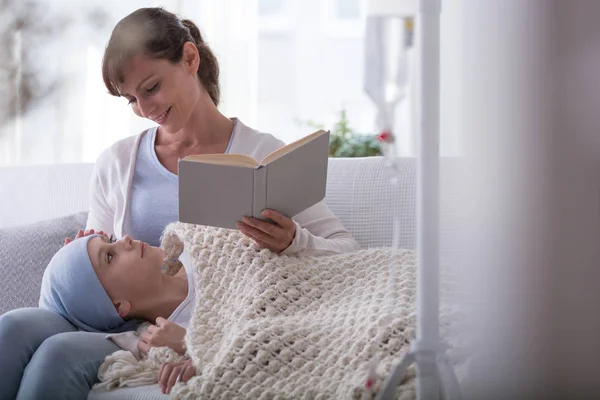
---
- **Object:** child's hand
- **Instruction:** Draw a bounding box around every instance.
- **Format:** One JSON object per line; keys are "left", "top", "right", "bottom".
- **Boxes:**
{"left": 137, "top": 317, "right": 186, "bottom": 355}
{"left": 158, "top": 358, "right": 195, "bottom": 394}
{"left": 64, "top": 229, "right": 108, "bottom": 246}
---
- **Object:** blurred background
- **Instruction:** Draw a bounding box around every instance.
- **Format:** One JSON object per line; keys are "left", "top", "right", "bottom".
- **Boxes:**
{"left": 0, "top": 0, "right": 465, "bottom": 165}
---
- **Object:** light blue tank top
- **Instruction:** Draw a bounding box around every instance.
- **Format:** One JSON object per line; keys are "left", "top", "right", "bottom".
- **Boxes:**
{"left": 124, "top": 123, "right": 236, "bottom": 246}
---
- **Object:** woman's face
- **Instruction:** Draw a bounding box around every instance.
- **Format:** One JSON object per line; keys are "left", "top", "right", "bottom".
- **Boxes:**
{"left": 87, "top": 235, "right": 165, "bottom": 308}
{"left": 119, "top": 43, "right": 201, "bottom": 133}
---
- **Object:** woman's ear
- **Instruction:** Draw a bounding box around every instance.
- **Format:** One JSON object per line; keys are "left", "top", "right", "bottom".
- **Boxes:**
{"left": 114, "top": 300, "right": 132, "bottom": 318}
{"left": 182, "top": 42, "right": 200, "bottom": 75}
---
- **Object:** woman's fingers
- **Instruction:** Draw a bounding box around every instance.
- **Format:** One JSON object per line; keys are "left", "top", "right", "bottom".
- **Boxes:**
{"left": 237, "top": 214, "right": 294, "bottom": 253}
{"left": 241, "top": 217, "right": 280, "bottom": 237}
{"left": 237, "top": 225, "right": 271, "bottom": 249}
{"left": 65, "top": 228, "right": 107, "bottom": 246}
{"left": 237, "top": 220, "right": 275, "bottom": 244}
{"left": 262, "top": 209, "right": 295, "bottom": 229}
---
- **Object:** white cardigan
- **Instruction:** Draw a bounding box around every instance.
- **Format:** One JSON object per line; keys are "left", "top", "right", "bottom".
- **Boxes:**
{"left": 85, "top": 119, "right": 360, "bottom": 256}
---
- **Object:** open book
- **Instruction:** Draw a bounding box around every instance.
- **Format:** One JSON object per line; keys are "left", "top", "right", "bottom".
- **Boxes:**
{"left": 178, "top": 130, "right": 330, "bottom": 229}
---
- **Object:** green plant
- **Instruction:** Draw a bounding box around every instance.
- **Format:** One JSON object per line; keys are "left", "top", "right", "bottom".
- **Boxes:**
{"left": 298, "top": 109, "right": 382, "bottom": 158}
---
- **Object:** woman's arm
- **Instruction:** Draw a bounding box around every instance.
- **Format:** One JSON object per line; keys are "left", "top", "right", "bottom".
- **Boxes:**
{"left": 280, "top": 201, "right": 360, "bottom": 256}
{"left": 238, "top": 201, "right": 360, "bottom": 256}
{"left": 85, "top": 163, "right": 115, "bottom": 235}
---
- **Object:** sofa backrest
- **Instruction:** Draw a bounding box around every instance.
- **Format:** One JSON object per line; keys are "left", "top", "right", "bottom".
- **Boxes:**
{"left": 326, "top": 157, "right": 416, "bottom": 249}
{"left": 0, "top": 157, "right": 418, "bottom": 249}
{"left": 0, "top": 163, "right": 93, "bottom": 228}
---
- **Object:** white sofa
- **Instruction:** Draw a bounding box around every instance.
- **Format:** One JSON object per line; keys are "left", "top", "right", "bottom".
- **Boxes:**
{"left": 0, "top": 156, "right": 425, "bottom": 399}
{"left": 0, "top": 157, "right": 419, "bottom": 248}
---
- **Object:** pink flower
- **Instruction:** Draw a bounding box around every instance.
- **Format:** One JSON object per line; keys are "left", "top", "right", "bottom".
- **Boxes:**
{"left": 376, "top": 131, "right": 394, "bottom": 143}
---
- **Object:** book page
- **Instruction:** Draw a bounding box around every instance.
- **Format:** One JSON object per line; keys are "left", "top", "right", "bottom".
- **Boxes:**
{"left": 262, "top": 130, "right": 327, "bottom": 165}
{"left": 182, "top": 154, "right": 260, "bottom": 169}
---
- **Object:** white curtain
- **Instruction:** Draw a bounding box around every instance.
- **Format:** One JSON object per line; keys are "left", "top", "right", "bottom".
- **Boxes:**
{"left": 0, "top": 0, "right": 258, "bottom": 166}
{"left": 180, "top": 0, "right": 259, "bottom": 127}
{"left": 0, "top": 0, "right": 462, "bottom": 166}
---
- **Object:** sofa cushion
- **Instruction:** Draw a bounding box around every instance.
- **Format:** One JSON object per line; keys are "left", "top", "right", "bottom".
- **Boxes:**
{"left": 325, "top": 157, "right": 417, "bottom": 249}
{"left": 0, "top": 212, "right": 88, "bottom": 315}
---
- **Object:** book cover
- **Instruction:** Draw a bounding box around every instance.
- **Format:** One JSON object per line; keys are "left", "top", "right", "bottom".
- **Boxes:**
{"left": 178, "top": 130, "right": 330, "bottom": 229}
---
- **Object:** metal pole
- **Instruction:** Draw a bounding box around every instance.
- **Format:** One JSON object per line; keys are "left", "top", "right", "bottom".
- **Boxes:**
{"left": 414, "top": 0, "right": 441, "bottom": 397}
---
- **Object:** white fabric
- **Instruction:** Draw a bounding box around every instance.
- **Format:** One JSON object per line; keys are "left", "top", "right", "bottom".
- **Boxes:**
{"left": 94, "top": 347, "right": 185, "bottom": 393}
{"left": 85, "top": 118, "right": 359, "bottom": 256}
{"left": 94, "top": 223, "right": 465, "bottom": 398}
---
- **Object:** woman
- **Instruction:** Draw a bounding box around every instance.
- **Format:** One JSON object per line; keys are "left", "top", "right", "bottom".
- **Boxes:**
{"left": 0, "top": 7, "right": 359, "bottom": 400}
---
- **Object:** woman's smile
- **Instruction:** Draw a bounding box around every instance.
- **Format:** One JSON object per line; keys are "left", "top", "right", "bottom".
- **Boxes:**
{"left": 152, "top": 107, "right": 172, "bottom": 125}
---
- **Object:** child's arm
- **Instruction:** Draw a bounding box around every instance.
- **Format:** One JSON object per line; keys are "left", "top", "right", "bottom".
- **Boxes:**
{"left": 158, "top": 359, "right": 195, "bottom": 394}
{"left": 137, "top": 317, "right": 187, "bottom": 355}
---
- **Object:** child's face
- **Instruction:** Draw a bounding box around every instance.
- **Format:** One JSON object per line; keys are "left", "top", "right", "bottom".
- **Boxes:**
{"left": 87, "top": 235, "right": 165, "bottom": 310}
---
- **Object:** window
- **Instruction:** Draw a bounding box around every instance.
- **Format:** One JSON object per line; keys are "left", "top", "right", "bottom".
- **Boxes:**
{"left": 323, "top": 0, "right": 365, "bottom": 38}
{"left": 335, "top": 0, "right": 361, "bottom": 20}
{"left": 258, "top": 0, "right": 293, "bottom": 33}
{"left": 259, "top": 0, "right": 285, "bottom": 16}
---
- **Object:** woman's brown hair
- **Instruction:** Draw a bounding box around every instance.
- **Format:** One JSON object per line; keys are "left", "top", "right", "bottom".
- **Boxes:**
{"left": 102, "top": 7, "right": 220, "bottom": 106}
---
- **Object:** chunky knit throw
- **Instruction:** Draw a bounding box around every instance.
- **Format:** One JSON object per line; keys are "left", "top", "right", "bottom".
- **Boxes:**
{"left": 96, "top": 223, "right": 463, "bottom": 399}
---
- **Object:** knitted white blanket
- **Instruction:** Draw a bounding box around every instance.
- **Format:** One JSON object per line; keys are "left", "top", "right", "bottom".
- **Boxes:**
{"left": 96, "top": 223, "right": 463, "bottom": 398}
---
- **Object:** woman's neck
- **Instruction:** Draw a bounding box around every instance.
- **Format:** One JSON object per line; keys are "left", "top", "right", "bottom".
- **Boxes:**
{"left": 136, "top": 274, "right": 189, "bottom": 322}
{"left": 158, "top": 91, "right": 234, "bottom": 152}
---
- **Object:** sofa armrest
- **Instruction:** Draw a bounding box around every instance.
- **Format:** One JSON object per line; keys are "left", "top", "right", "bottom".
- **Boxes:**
{"left": 0, "top": 212, "right": 88, "bottom": 315}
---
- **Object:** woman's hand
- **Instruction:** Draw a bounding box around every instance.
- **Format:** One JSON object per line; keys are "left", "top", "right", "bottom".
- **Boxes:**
{"left": 137, "top": 317, "right": 186, "bottom": 355}
{"left": 158, "top": 359, "right": 195, "bottom": 394}
{"left": 236, "top": 209, "right": 296, "bottom": 253}
{"left": 64, "top": 229, "right": 108, "bottom": 246}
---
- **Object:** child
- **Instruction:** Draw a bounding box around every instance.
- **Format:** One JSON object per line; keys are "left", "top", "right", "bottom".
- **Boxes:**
{"left": 39, "top": 233, "right": 195, "bottom": 393}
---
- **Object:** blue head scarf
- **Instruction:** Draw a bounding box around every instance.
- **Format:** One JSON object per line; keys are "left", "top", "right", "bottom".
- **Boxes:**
{"left": 39, "top": 234, "right": 136, "bottom": 333}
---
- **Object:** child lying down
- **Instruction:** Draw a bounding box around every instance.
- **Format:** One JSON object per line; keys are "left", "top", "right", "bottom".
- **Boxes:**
{"left": 39, "top": 233, "right": 195, "bottom": 394}
{"left": 40, "top": 224, "right": 458, "bottom": 398}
